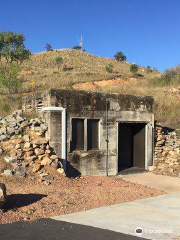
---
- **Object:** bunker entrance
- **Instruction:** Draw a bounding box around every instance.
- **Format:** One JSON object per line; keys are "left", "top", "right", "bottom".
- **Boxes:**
{"left": 118, "top": 122, "right": 146, "bottom": 172}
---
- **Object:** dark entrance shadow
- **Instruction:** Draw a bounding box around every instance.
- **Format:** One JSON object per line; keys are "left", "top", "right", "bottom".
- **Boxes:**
{"left": 3, "top": 194, "right": 47, "bottom": 211}
{"left": 66, "top": 161, "right": 81, "bottom": 178}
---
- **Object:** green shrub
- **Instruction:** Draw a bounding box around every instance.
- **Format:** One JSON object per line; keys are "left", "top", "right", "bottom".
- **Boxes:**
{"left": 105, "top": 64, "right": 113, "bottom": 73}
{"left": 130, "top": 64, "right": 138, "bottom": 74}
{"left": 55, "top": 56, "right": 63, "bottom": 70}
{"left": 114, "top": 51, "right": 126, "bottom": 61}
{"left": 0, "top": 63, "right": 22, "bottom": 94}
{"left": 152, "top": 69, "right": 180, "bottom": 86}
{"left": 146, "top": 66, "right": 152, "bottom": 73}
{"left": 72, "top": 46, "right": 81, "bottom": 50}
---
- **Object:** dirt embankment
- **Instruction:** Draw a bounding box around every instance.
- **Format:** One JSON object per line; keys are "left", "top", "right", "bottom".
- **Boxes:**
{"left": 73, "top": 77, "right": 137, "bottom": 91}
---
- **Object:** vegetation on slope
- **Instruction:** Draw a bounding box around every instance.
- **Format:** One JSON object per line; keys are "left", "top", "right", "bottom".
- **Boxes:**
{"left": 20, "top": 49, "right": 159, "bottom": 92}
{"left": 0, "top": 48, "right": 179, "bottom": 128}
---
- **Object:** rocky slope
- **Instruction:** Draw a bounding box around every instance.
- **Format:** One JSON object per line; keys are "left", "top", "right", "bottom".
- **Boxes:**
{"left": 154, "top": 124, "right": 180, "bottom": 177}
{"left": 0, "top": 110, "right": 65, "bottom": 185}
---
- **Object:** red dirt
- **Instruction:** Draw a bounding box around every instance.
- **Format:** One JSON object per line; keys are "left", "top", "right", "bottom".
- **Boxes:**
{"left": 0, "top": 170, "right": 164, "bottom": 224}
{"left": 73, "top": 77, "right": 137, "bottom": 91}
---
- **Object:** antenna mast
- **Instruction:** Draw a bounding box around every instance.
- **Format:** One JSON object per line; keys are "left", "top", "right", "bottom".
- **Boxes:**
{"left": 79, "top": 35, "right": 83, "bottom": 49}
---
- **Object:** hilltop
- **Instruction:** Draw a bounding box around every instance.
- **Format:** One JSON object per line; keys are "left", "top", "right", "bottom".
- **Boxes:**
{"left": 0, "top": 49, "right": 179, "bottom": 128}
{"left": 20, "top": 49, "right": 159, "bottom": 91}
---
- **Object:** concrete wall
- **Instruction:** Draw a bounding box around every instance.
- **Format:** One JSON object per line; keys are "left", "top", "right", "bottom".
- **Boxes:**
{"left": 22, "top": 89, "right": 154, "bottom": 176}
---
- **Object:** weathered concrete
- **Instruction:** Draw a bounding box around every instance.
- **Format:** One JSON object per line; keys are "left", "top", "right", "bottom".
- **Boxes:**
{"left": 22, "top": 89, "right": 154, "bottom": 176}
{"left": 52, "top": 193, "right": 180, "bottom": 240}
{"left": 120, "top": 172, "right": 180, "bottom": 193}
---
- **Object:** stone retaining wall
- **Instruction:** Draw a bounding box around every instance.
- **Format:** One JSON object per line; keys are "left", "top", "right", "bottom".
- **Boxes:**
{"left": 0, "top": 110, "right": 65, "bottom": 183}
{"left": 154, "top": 124, "right": 180, "bottom": 177}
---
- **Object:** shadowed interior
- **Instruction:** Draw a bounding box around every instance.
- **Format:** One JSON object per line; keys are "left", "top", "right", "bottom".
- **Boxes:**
{"left": 118, "top": 122, "right": 146, "bottom": 171}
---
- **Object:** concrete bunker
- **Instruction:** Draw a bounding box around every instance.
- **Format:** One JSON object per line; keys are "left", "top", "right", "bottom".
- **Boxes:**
{"left": 22, "top": 89, "right": 154, "bottom": 176}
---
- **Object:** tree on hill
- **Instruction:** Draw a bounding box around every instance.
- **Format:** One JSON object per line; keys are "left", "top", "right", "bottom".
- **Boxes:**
{"left": 0, "top": 63, "right": 21, "bottom": 94}
{"left": 130, "top": 64, "right": 138, "bottom": 75}
{"left": 46, "top": 43, "right": 52, "bottom": 51}
{"left": 55, "top": 56, "right": 63, "bottom": 70}
{"left": 114, "top": 51, "right": 126, "bottom": 61}
{"left": 146, "top": 65, "right": 152, "bottom": 73}
{"left": 72, "top": 46, "right": 82, "bottom": 50}
{"left": 0, "top": 31, "right": 31, "bottom": 66}
{"left": 0, "top": 31, "right": 31, "bottom": 94}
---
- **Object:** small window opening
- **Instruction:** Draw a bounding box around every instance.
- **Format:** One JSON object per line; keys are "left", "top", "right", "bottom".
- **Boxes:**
{"left": 87, "top": 119, "right": 99, "bottom": 150}
{"left": 71, "top": 119, "right": 84, "bottom": 150}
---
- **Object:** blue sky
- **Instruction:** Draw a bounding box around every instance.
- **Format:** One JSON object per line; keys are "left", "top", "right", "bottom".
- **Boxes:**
{"left": 1, "top": 0, "right": 180, "bottom": 72}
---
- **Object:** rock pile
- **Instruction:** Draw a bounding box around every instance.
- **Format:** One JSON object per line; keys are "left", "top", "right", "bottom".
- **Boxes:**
{"left": 154, "top": 124, "right": 180, "bottom": 177}
{"left": 0, "top": 110, "right": 65, "bottom": 182}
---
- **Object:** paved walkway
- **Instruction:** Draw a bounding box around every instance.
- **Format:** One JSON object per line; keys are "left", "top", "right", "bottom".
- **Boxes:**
{"left": 53, "top": 193, "right": 180, "bottom": 240}
{"left": 120, "top": 172, "right": 180, "bottom": 193}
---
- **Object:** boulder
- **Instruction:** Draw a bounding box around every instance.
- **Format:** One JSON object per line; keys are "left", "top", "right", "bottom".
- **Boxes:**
{"left": 51, "top": 161, "right": 59, "bottom": 169}
{"left": 3, "top": 170, "right": 13, "bottom": 176}
{"left": 23, "top": 134, "right": 30, "bottom": 142}
{"left": 15, "top": 171, "right": 26, "bottom": 177}
{"left": 45, "top": 150, "right": 51, "bottom": 155}
{"left": 4, "top": 156, "right": 17, "bottom": 163}
{"left": 41, "top": 156, "right": 52, "bottom": 166}
{"left": 34, "top": 139, "right": 48, "bottom": 145}
{"left": 57, "top": 168, "right": 64, "bottom": 174}
{"left": 24, "top": 142, "right": 31, "bottom": 148}
{"left": 35, "top": 148, "right": 45, "bottom": 156}
{"left": 50, "top": 155, "right": 58, "bottom": 160}
{"left": 25, "top": 156, "right": 37, "bottom": 162}
{"left": 21, "top": 122, "right": 29, "bottom": 128}
{"left": 39, "top": 172, "right": 49, "bottom": 178}
{"left": 15, "top": 143, "right": 21, "bottom": 149}
{"left": 32, "top": 163, "right": 41, "bottom": 172}
{"left": 0, "top": 127, "right": 6, "bottom": 135}
{"left": 34, "top": 126, "right": 42, "bottom": 132}
{"left": 0, "top": 183, "right": 7, "bottom": 208}
{"left": 6, "top": 127, "right": 15, "bottom": 136}
{"left": 24, "top": 150, "right": 34, "bottom": 157}
{"left": 0, "top": 135, "right": 6, "bottom": 141}
{"left": 40, "top": 124, "right": 48, "bottom": 131}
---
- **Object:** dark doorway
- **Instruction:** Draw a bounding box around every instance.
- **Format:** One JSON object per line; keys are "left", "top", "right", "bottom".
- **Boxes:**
{"left": 71, "top": 119, "right": 84, "bottom": 151}
{"left": 118, "top": 122, "right": 146, "bottom": 172}
{"left": 87, "top": 119, "right": 99, "bottom": 150}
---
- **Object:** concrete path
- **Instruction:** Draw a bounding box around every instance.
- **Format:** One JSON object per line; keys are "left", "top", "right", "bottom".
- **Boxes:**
{"left": 53, "top": 193, "right": 180, "bottom": 240}
{"left": 0, "top": 218, "right": 145, "bottom": 240}
{"left": 120, "top": 172, "right": 180, "bottom": 193}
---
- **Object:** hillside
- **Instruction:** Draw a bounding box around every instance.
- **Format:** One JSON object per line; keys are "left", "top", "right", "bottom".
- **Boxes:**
{"left": 20, "top": 49, "right": 159, "bottom": 91}
{"left": 0, "top": 49, "right": 180, "bottom": 128}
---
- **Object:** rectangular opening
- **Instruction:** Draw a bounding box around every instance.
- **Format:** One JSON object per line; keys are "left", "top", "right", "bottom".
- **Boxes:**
{"left": 71, "top": 119, "right": 84, "bottom": 151}
{"left": 118, "top": 122, "right": 146, "bottom": 172}
{"left": 87, "top": 119, "right": 99, "bottom": 150}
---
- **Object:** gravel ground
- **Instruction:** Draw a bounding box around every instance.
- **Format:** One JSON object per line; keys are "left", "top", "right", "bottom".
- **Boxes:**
{"left": 0, "top": 166, "right": 165, "bottom": 224}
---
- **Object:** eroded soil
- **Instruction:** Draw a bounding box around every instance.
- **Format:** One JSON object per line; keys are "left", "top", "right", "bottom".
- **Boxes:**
{"left": 73, "top": 77, "right": 137, "bottom": 91}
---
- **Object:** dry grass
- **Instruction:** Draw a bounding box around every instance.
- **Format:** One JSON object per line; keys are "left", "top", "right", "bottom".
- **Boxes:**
{"left": 20, "top": 49, "right": 159, "bottom": 92}
{"left": 99, "top": 79, "right": 180, "bottom": 128}
{"left": 0, "top": 96, "right": 22, "bottom": 116}
{"left": 1, "top": 49, "right": 179, "bottom": 128}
